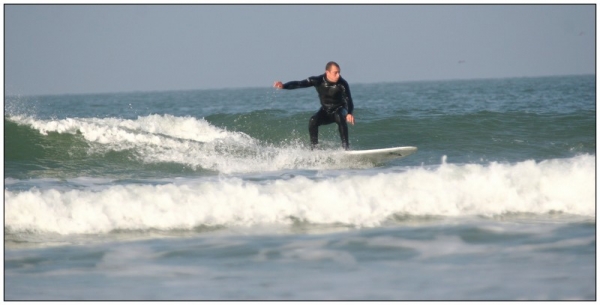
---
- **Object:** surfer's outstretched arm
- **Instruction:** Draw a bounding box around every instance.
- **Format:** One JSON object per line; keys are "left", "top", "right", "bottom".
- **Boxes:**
{"left": 273, "top": 77, "right": 319, "bottom": 90}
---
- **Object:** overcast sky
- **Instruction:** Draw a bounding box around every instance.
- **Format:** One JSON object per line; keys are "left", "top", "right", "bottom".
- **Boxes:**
{"left": 4, "top": 4, "right": 595, "bottom": 96}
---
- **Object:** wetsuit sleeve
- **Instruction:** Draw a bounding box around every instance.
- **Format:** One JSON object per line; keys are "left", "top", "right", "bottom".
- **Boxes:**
{"left": 282, "top": 76, "right": 319, "bottom": 90}
{"left": 341, "top": 78, "right": 354, "bottom": 114}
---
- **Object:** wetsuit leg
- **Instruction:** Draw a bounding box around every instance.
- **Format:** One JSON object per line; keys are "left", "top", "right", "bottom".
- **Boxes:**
{"left": 333, "top": 108, "right": 350, "bottom": 150}
{"left": 308, "top": 108, "right": 334, "bottom": 149}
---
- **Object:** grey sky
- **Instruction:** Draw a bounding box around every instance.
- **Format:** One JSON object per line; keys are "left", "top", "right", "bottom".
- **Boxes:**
{"left": 5, "top": 4, "right": 595, "bottom": 96}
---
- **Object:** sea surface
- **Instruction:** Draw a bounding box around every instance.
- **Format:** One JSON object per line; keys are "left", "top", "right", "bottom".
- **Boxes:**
{"left": 4, "top": 75, "right": 596, "bottom": 300}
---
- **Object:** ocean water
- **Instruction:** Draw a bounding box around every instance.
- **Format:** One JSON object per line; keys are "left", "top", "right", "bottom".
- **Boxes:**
{"left": 4, "top": 75, "right": 596, "bottom": 300}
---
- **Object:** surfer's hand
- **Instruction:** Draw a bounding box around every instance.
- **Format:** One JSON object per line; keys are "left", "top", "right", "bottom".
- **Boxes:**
{"left": 346, "top": 114, "right": 355, "bottom": 125}
{"left": 273, "top": 81, "right": 284, "bottom": 89}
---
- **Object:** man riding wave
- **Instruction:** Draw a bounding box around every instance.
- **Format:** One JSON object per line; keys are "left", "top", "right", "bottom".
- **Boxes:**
{"left": 274, "top": 61, "right": 355, "bottom": 150}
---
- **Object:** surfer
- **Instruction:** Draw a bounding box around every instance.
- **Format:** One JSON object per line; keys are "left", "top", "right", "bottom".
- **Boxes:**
{"left": 274, "top": 61, "right": 355, "bottom": 150}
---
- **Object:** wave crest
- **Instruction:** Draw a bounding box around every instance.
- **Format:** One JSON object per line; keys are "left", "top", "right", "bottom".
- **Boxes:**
{"left": 5, "top": 155, "right": 595, "bottom": 235}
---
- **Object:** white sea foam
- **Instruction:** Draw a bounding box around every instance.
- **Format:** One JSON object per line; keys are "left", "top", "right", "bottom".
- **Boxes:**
{"left": 8, "top": 114, "right": 358, "bottom": 172}
{"left": 5, "top": 154, "right": 595, "bottom": 235}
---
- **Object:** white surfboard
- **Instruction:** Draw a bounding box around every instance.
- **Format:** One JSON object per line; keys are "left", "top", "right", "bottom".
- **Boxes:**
{"left": 342, "top": 146, "right": 417, "bottom": 163}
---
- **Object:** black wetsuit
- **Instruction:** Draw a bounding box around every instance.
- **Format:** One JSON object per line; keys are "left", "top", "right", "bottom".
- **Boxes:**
{"left": 282, "top": 74, "right": 354, "bottom": 150}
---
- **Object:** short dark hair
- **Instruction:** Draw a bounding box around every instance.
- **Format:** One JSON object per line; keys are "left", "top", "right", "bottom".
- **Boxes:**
{"left": 325, "top": 61, "right": 340, "bottom": 71}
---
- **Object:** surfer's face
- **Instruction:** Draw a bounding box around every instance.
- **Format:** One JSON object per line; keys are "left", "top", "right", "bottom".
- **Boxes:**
{"left": 325, "top": 66, "right": 340, "bottom": 83}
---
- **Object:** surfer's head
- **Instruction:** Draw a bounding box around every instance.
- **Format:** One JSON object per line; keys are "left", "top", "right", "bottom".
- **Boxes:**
{"left": 325, "top": 61, "right": 340, "bottom": 83}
